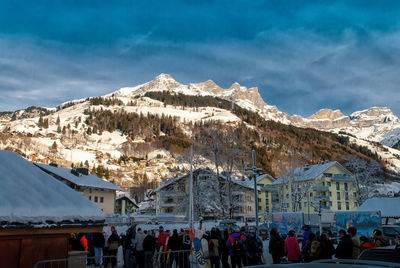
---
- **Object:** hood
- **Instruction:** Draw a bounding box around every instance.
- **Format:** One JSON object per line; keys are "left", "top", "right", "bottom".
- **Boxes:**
{"left": 231, "top": 232, "right": 241, "bottom": 238}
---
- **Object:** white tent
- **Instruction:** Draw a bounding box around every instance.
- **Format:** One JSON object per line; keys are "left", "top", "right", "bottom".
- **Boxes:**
{"left": 357, "top": 197, "right": 400, "bottom": 219}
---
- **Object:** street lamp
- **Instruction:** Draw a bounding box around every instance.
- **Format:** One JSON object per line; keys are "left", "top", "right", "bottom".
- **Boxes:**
{"left": 245, "top": 150, "right": 262, "bottom": 232}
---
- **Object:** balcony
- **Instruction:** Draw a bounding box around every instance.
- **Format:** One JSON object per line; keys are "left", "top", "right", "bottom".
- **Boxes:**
{"left": 314, "top": 195, "right": 329, "bottom": 201}
{"left": 313, "top": 185, "right": 329, "bottom": 191}
{"left": 332, "top": 174, "right": 353, "bottom": 181}
{"left": 160, "top": 202, "right": 175, "bottom": 208}
{"left": 320, "top": 206, "right": 330, "bottom": 210}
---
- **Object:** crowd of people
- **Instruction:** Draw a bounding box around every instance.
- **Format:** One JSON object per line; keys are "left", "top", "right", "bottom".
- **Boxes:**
{"left": 269, "top": 225, "right": 390, "bottom": 264}
{"left": 68, "top": 224, "right": 390, "bottom": 267}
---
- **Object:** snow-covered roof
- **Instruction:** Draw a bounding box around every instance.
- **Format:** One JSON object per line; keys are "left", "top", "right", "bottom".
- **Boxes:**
{"left": 116, "top": 194, "right": 139, "bottom": 208}
{"left": 35, "top": 163, "right": 122, "bottom": 191}
{"left": 357, "top": 197, "right": 400, "bottom": 218}
{"left": 154, "top": 168, "right": 254, "bottom": 192}
{"left": 271, "top": 161, "right": 352, "bottom": 185}
{"left": 242, "top": 173, "right": 275, "bottom": 188}
{"left": 0, "top": 150, "right": 104, "bottom": 226}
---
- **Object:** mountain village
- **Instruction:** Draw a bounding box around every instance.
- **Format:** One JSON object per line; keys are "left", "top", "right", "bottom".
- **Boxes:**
{"left": 1, "top": 74, "right": 400, "bottom": 267}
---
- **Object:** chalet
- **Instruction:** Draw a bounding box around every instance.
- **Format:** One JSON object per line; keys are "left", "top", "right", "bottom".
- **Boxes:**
{"left": 154, "top": 168, "right": 255, "bottom": 221}
{"left": 35, "top": 163, "right": 122, "bottom": 215}
{"left": 115, "top": 194, "right": 139, "bottom": 214}
{"left": 0, "top": 150, "right": 104, "bottom": 268}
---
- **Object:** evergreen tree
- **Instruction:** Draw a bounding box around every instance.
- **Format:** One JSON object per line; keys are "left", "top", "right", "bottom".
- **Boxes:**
{"left": 44, "top": 118, "right": 49, "bottom": 129}
{"left": 38, "top": 116, "right": 43, "bottom": 128}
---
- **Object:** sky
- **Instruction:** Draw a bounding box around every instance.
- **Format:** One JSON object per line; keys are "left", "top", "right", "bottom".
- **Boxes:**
{"left": 1, "top": 0, "right": 400, "bottom": 117}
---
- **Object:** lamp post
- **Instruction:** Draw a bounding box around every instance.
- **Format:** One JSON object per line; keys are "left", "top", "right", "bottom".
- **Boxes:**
{"left": 245, "top": 150, "right": 262, "bottom": 232}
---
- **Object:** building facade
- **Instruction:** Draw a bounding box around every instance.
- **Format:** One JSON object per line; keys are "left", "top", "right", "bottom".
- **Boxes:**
{"left": 115, "top": 194, "right": 139, "bottom": 214}
{"left": 154, "top": 168, "right": 255, "bottom": 221}
{"left": 270, "top": 161, "right": 358, "bottom": 213}
{"left": 35, "top": 164, "right": 122, "bottom": 215}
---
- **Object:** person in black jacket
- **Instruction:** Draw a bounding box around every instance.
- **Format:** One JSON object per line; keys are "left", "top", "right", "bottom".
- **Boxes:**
{"left": 168, "top": 229, "right": 183, "bottom": 267}
{"left": 93, "top": 232, "right": 105, "bottom": 266}
{"left": 269, "top": 228, "right": 284, "bottom": 264}
{"left": 335, "top": 229, "right": 353, "bottom": 259}
{"left": 319, "top": 233, "right": 335, "bottom": 259}
{"left": 143, "top": 231, "right": 156, "bottom": 268}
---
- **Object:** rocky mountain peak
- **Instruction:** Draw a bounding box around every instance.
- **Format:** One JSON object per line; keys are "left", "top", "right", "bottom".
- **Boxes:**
{"left": 190, "top": 80, "right": 223, "bottom": 95}
{"left": 350, "top": 107, "right": 399, "bottom": 124}
{"left": 308, "top": 109, "right": 345, "bottom": 120}
{"left": 229, "top": 82, "right": 242, "bottom": 91}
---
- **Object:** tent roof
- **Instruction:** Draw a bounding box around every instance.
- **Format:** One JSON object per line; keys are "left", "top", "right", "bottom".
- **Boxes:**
{"left": 0, "top": 150, "right": 104, "bottom": 227}
{"left": 357, "top": 197, "right": 400, "bottom": 218}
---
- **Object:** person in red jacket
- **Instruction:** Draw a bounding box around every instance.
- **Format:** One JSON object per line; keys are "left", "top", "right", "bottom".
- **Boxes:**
{"left": 360, "top": 236, "right": 378, "bottom": 255}
{"left": 284, "top": 230, "right": 300, "bottom": 262}
{"left": 77, "top": 233, "right": 88, "bottom": 252}
{"left": 157, "top": 226, "right": 170, "bottom": 268}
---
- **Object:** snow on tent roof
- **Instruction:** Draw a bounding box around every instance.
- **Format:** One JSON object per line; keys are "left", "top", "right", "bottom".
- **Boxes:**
{"left": 357, "top": 197, "right": 400, "bottom": 218}
{"left": 35, "top": 163, "right": 122, "bottom": 191}
{"left": 270, "top": 161, "right": 351, "bottom": 185}
{"left": 0, "top": 150, "right": 104, "bottom": 225}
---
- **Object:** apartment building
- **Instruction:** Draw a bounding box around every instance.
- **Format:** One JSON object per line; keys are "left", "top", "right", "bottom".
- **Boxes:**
{"left": 269, "top": 161, "right": 358, "bottom": 213}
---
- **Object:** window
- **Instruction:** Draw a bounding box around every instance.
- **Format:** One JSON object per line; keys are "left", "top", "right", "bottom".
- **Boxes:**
{"left": 94, "top": 196, "right": 98, "bottom": 203}
{"left": 285, "top": 185, "right": 288, "bottom": 190}
{"left": 336, "top": 182, "right": 340, "bottom": 190}
{"left": 329, "top": 192, "right": 332, "bottom": 197}
{"left": 345, "top": 192, "right": 349, "bottom": 200}
{"left": 259, "top": 206, "right": 262, "bottom": 211}
{"left": 344, "top": 183, "right": 348, "bottom": 191}
{"left": 337, "top": 192, "right": 341, "bottom": 200}
{"left": 304, "top": 201, "right": 307, "bottom": 207}
{"left": 100, "top": 197, "right": 104, "bottom": 203}
{"left": 265, "top": 192, "right": 269, "bottom": 197}
{"left": 286, "top": 194, "right": 289, "bottom": 198}
{"left": 346, "top": 202, "right": 349, "bottom": 210}
{"left": 322, "top": 182, "right": 325, "bottom": 186}
{"left": 310, "top": 192, "right": 313, "bottom": 197}
{"left": 324, "top": 173, "right": 332, "bottom": 177}
{"left": 338, "top": 202, "right": 342, "bottom": 210}
{"left": 329, "top": 201, "right": 332, "bottom": 207}
{"left": 328, "top": 182, "right": 331, "bottom": 187}
{"left": 89, "top": 196, "right": 91, "bottom": 201}
{"left": 258, "top": 198, "right": 261, "bottom": 203}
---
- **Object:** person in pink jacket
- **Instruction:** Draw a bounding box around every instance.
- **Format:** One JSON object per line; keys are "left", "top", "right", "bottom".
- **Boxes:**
{"left": 284, "top": 230, "right": 301, "bottom": 262}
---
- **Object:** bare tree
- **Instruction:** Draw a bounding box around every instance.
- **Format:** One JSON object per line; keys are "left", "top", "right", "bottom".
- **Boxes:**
{"left": 342, "top": 155, "right": 382, "bottom": 206}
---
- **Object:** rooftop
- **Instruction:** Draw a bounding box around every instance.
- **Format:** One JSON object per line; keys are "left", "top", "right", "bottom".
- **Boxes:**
{"left": 35, "top": 163, "right": 122, "bottom": 191}
{"left": 271, "top": 161, "right": 352, "bottom": 185}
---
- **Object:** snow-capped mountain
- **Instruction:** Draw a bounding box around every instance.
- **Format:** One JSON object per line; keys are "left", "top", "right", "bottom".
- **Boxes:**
{"left": 1, "top": 73, "right": 400, "bottom": 186}
{"left": 105, "top": 74, "right": 400, "bottom": 148}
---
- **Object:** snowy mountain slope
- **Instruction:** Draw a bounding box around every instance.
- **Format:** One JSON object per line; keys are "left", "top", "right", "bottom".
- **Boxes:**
{"left": 1, "top": 73, "right": 400, "bottom": 188}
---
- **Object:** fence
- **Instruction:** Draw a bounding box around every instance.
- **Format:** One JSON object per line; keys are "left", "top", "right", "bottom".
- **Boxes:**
{"left": 34, "top": 250, "right": 202, "bottom": 268}
{"left": 33, "top": 255, "right": 117, "bottom": 268}
{"left": 153, "top": 249, "right": 200, "bottom": 268}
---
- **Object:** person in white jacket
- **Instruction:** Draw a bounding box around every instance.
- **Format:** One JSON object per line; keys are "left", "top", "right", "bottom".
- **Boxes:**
{"left": 134, "top": 228, "right": 147, "bottom": 268}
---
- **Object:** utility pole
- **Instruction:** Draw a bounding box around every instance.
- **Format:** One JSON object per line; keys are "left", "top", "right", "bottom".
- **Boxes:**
{"left": 189, "top": 145, "right": 194, "bottom": 233}
{"left": 245, "top": 150, "right": 262, "bottom": 232}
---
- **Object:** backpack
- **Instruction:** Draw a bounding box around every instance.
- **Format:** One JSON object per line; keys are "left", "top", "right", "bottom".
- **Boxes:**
{"left": 310, "top": 240, "right": 321, "bottom": 258}
{"left": 246, "top": 236, "right": 258, "bottom": 254}
{"left": 232, "top": 237, "right": 242, "bottom": 254}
